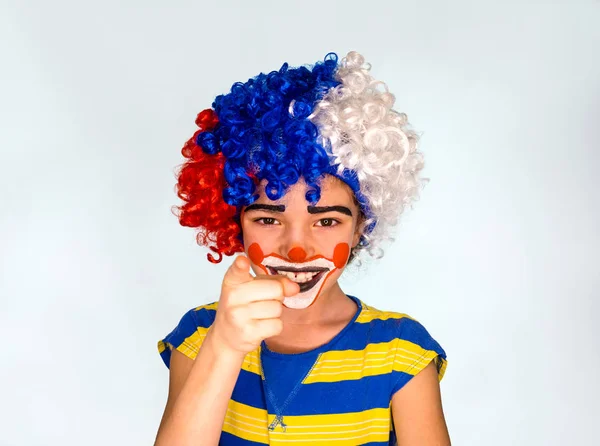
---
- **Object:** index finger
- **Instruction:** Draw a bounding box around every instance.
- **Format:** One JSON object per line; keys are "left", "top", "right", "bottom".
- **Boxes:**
{"left": 256, "top": 274, "right": 301, "bottom": 298}
{"left": 233, "top": 276, "right": 300, "bottom": 305}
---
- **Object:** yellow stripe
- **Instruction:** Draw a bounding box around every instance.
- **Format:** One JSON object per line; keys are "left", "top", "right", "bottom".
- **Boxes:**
{"left": 222, "top": 403, "right": 394, "bottom": 444}
{"left": 396, "top": 349, "right": 448, "bottom": 382}
{"left": 194, "top": 302, "right": 218, "bottom": 311}
{"left": 304, "top": 343, "right": 393, "bottom": 383}
{"left": 158, "top": 304, "right": 216, "bottom": 360}
{"left": 158, "top": 328, "right": 262, "bottom": 377}
{"left": 158, "top": 326, "right": 211, "bottom": 361}
{"left": 266, "top": 408, "right": 391, "bottom": 443}
{"left": 438, "top": 356, "right": 448, "bottom": 381}
{"left": 392, "top": 339, "right": 442, "bottom": 376}
{"left": 222, "top": 400, "right": 269, "bottom": 444}
{"left": 355, "top": 308, "right": 415, "bottom": 324}
{"left": 305, "top": 339, "right": 442, "bottom": 383}
{"left": 241, "top": 348, "right": 262, "bottom": 376}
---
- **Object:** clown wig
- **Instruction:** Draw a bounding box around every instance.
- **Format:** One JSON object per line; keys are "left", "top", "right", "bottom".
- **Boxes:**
{"left": 172, "top": 51, "right": 427, "bottom": 264}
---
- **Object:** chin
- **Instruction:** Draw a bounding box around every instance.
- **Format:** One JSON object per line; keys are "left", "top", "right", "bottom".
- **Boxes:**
{"left": 260, "top": 255, "right": 337, "bottom": 309}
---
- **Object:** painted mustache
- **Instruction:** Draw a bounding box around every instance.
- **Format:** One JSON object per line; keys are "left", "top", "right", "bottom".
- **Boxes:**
{"left": 270, "top": 269, "right": 328, "bottom": 292}
{"left": 264, "top": 261, "right": 332, "bottom": 293}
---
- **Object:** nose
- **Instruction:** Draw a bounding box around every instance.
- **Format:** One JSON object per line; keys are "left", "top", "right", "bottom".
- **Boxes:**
{"left": 288, "top": 246, "right": 307, "bottom": 262}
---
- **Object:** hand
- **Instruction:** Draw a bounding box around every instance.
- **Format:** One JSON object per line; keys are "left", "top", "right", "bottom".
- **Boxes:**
{"left": 208, "top": 254, "right": 300, "bottom": 355}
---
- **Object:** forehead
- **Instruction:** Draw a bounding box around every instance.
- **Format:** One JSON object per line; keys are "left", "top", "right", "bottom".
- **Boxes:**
{"left": 253, "top": 175, "right": 355, "bottom": 204}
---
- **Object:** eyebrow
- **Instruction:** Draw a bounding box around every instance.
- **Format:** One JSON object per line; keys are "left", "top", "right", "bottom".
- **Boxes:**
{"left": 244, "top": 204, "right": 286, "bottom": 213}
{"left": 307, "top": 205, "right": 353, "bottom": 217}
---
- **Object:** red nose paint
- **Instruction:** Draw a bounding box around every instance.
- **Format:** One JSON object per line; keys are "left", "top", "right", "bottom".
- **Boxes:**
{"left": 288, "top": 247, "right": 307, "bottom": 262}
{"left": 333, "top": 243, "right": 350, "bottom": 268}
{"left": 248, "top": 243, "right": 264, "bottom": 265}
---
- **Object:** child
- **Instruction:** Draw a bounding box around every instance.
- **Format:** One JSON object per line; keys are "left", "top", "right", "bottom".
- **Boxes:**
{"left": 155, "top": 51, "right": 450, "bottom": 446}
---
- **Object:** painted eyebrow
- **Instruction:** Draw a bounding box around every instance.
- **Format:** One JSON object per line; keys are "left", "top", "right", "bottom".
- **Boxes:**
{"left": 307, "top": 205, "right": 353, "bottom": 217}
{"left": 244, "top": 204, "right": 286, "bottom": 213}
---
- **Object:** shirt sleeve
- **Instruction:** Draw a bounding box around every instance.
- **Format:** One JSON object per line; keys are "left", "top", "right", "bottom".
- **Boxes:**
{"left": 157, "top": 303, "right": 217, "bottom": 369}
{"left": 390, "top": 316, "right": 448, "bottom": 395}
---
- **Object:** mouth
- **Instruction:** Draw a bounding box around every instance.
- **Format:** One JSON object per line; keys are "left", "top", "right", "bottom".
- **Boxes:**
{"left": 266, "top": 266, "right": 330, "bottom": 293}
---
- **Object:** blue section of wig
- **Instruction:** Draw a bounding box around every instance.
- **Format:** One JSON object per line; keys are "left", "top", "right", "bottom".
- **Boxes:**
{"left": 196, "top": 52, "right": 375, "bottom": 238}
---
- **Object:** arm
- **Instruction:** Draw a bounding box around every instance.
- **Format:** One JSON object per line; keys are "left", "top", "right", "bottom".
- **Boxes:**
{"left": 154, "top": 255, "right": 298, "bottom": 445}
{"left": 391, "top": 359, "right": 451, "bottom": 446}
{"left": 154, "top": 330, "right": 246, "bottom": 446}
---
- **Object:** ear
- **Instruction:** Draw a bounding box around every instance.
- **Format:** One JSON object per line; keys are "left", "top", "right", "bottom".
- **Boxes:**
{"left": 352, "top": 230, "right": 361, "bottom": 248}
{"left": 352, "top": 213, "right": 365, "bottom": 248}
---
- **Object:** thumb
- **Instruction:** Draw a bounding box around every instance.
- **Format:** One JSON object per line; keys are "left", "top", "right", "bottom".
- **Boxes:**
{"left": 222, "top": 254, "right": 254, "bottom": 288}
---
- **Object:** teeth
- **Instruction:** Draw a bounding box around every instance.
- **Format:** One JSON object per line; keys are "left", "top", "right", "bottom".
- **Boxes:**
{"left": 274, "top": 270, "right": 320, "bottom": 283}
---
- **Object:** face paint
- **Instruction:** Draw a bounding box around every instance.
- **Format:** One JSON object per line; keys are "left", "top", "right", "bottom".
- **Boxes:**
{"left": 247, "top": 242, "right": 351, "bottom": 309}
{"left": 247, "top": 243, "right": 265, "bottom": 265}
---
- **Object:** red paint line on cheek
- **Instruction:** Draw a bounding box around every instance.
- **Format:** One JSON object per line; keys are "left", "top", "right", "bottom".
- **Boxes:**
{"left": 333, "top": 243, "right": 350, "bottom": 269}
{"left": 306, "top": 269, "right": 337, "bottom": 308}
{"left": 248, "top": 243, "right": 264, "bottom": 265}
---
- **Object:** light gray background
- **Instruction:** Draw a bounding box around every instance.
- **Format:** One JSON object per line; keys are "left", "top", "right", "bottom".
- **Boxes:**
{"left": 1, "top": 0, "right": 598, "bottom": 445}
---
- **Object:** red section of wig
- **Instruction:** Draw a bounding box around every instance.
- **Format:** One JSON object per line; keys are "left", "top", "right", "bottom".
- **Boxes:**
{"left": 173, "top": 109, "right": 244, "bottom": 263}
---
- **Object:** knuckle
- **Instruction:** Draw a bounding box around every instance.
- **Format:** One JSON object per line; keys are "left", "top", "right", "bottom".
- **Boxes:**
{"left": 240, "top": 323, "right": 252, "bottom": 342}
{"left": 266, "top": 281, "right": 284, "bottom": 298}
{"left": 274, "top": 278, "right": 286, "bottom": 291}
{"left": 263, "top": 318, "right": 281, "bottom": 334}
{"left": 227, "top": 288, "right": 241, "bottom": 303}
{"left": 228, "top": 306, "right": 245, "bottom": 325}
{"left": 273, "top": 318, "right": 284, "bottom": 334}
{"left": 260, "top": 301, "right": 282, "bottom": 318}
{"left": 271, "top": 301, "right": 283, "bottom": 316}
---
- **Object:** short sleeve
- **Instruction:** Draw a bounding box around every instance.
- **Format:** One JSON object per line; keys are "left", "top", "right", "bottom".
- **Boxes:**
{"left": 390, "top": 316, "right": 448, "bottom": 395}
{"left": 157, "top": 303, "right": 218, "bottom": 369}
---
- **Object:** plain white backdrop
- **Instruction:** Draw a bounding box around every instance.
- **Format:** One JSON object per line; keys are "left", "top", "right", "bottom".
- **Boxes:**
{"left": 1, "top": 0, "right": 598, "bottom": 444}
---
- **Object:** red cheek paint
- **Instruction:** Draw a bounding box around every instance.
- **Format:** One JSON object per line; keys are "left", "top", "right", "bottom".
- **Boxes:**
{"left": 248, "top": 243, "right": 264, "bottom": 265}
{"left": 333, "top": 243, "right": 350, "bottom": 269}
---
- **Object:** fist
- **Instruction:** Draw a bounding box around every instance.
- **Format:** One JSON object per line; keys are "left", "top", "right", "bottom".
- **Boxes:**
{"left": 209, "top": 255, "right": 300, "bottom": 355}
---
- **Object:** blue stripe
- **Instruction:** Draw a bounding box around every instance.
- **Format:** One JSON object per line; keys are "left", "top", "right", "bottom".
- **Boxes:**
{"left": 337, "top": 316, "right": 443, "bottom": 351}
{"left": 339, "top": 318, "right": 402, "bottom": 349}
{"left": 231, "top": 369, "right": 267, "bottom": 410}
{"left": 219, "top": 430, "right": 267, "bottom": 446}
{"left": 158, "top": 348, "right": 171, "bottom": 369}
{"left": 363, "top": 441, "right": 393, "bottom": 446}
{"left": 194, "top": 306, "right": 217, "bottom": 327}
{"left": 218, "top": 433, "right": 393, "bottom": 445}
{"left": 361, "top": 439, "right": 396, "bottom": 446}
{"left": 281, "top": 373, "right": 393, "bottom": 416}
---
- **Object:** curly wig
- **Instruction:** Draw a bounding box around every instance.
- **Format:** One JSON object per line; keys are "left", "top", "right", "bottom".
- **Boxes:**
{"left": 172, "top": 51, "right": 427, "bottom": 264}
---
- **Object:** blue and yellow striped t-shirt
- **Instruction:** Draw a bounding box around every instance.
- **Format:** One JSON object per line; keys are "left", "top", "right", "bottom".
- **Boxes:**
{"left": 157, "top": 294, "right": 447, "bottom": 445}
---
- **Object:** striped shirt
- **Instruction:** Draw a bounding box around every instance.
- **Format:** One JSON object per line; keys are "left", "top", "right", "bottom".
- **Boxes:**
{"left": 157, "top": 294, "right": 448, "bottom": 445}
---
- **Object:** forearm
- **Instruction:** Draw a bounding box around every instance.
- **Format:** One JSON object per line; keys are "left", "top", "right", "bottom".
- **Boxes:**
{"left": 155, "top": 331, "right": 245, "bottom": 446}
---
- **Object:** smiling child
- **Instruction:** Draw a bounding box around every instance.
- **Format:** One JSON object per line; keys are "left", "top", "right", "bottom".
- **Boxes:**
{"left": 155, "top": 51, "right": 450, "bottom": 446}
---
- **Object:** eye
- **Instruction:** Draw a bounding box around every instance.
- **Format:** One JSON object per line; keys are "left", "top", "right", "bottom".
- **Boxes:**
{"left": 254, "top": 217, "right": 280, "bottom": 225}
{"left": 316, "top": 218, "right": 340, "bottom": 227}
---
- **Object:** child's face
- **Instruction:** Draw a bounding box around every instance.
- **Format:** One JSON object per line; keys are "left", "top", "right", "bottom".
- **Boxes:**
{"left": 240, "top": 175, "right": 362, "bottom": 309}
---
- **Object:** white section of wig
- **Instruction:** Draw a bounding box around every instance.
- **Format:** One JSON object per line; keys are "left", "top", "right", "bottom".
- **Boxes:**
{"left": 309, "top": 51, "right": 429, "bottom": 263}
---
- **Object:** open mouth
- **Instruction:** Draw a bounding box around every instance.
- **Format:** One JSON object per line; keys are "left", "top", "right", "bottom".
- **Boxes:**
{"left": 266, "top": 266, "right": 330, "bottom": 293}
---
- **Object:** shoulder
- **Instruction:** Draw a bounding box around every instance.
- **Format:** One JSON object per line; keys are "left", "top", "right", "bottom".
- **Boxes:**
{"left": 355, "top": 300, "right": 422, "bottom": 340}
{"left": 356, "top": 300, "right": 416, "bottom": 326}
{"left": 157, "top": 302, "right": 219, "bottom": 368}
{"left": 356, "top": 299, "right": 448, "bottom": 389}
